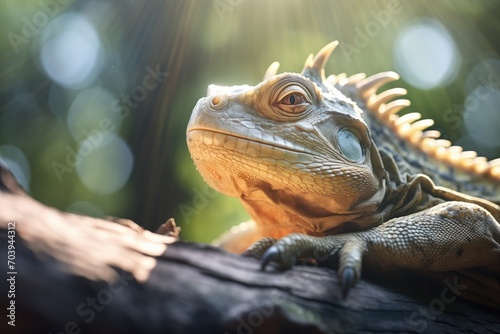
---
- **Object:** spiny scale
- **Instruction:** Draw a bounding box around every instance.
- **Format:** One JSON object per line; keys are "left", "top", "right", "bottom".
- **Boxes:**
{"left": 261, "top": 41, "right": 500, "bottom": 181}
{"left": 366, "top": 88, "right": 407, "bottom": 110}
{"left": 302, "top": 41, "right": 339, "bottom": 80}
{"left": 356, "top": 72, "right": 400, "bottom": 99}
{"left": 263, "top": 61, "right": 280, "bottom": 81}
{"left": 335, "top": 71, "right": 500, "bottom": 179}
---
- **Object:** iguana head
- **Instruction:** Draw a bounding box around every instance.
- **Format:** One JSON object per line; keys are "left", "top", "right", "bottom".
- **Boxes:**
{"left": 187, "top": 42, "right": 388, "bottom": 234}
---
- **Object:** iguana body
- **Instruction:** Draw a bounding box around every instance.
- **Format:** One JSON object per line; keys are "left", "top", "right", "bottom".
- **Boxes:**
{"left": 186, "top": 42, "right": 500, "bottom": 308}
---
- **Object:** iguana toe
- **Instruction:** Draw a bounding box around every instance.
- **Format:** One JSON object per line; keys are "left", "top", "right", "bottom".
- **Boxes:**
{"left": 242, "top": 237, "right": 277, "bottom": 259}
{"left": 258, "top": 233, "right": 325, "bottom": 270}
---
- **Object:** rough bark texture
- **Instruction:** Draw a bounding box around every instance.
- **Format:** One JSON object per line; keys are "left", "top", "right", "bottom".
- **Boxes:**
{"left": 0, "top": 164, "right": 499, "bottom": 334}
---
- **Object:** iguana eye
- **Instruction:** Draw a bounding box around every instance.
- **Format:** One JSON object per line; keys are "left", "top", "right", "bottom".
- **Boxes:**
{"left": 275, "top": 85, "right": 311, "bottom": 114}
{"left": 338, "top": 129, "right": 364, "bottom": 162}
{"left": 280, "top": 93, "right": 305, "bottom": 105}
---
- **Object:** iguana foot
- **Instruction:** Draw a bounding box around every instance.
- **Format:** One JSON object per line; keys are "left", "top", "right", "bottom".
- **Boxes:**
{"left": 254, "top": 232, "right": 362, "bottom": 297}
{"left": 251, "top": 201, "right": 500, "bottom": 297}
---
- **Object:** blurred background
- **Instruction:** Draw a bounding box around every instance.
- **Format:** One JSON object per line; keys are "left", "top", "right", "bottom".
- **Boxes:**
{"left": 0, "top": 0, "right": 499, "bottom": 243}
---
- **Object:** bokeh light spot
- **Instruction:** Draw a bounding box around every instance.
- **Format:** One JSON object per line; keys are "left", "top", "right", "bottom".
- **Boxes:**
{"left": 67, "top": 87, "right": 121, "bottom": 143}
{"left": 40, "top": 13, "right": 101, "bottom": 89}
{"left": 76, "top": 134, "right": 133, "bottom": 195}
{"left": 463, "top": 87, "right": 500, "bottom": 148}
{"left": 464, "top": 58, "right": 500, "bottom": 94}
{"left": 394, "top": 18, "right": 460, "bottom": 90}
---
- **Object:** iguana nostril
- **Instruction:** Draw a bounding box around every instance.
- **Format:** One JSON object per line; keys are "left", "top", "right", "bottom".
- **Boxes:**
{"left": 207, "top": 95, "right": 228, "bottom": 111}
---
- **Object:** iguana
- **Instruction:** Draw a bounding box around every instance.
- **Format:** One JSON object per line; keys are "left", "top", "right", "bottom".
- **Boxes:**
{"left": 186, "top": 41, "right": 500, "bottom": 308}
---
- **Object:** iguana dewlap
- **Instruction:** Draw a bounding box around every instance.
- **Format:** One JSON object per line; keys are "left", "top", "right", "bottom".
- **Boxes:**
{"left": 186, "top": 42, "right": 500, "bottom": 307}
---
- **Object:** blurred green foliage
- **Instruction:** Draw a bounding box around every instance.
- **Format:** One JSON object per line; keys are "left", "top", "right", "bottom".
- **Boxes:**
{"left": 0, "top": 0, "right": 499, "bottom": 243}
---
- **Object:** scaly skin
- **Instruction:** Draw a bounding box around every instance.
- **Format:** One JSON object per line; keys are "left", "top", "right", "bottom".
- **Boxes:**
{"left": 186, "top": 42, "right": 500, "bottom": 308}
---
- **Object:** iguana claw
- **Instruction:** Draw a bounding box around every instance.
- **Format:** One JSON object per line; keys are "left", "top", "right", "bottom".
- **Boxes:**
{"left": 340, "top": 267, "right": 356, "bottom": 298}
{"left": 260, "top": 241, "right": 302, "bottom": 270}
{"left": 260, "top": 247, "right": 280, "bottom": 270}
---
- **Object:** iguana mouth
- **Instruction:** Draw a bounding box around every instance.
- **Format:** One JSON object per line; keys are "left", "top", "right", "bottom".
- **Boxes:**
{"left": 187, "top": 127, "right": 315, "bottom": 157}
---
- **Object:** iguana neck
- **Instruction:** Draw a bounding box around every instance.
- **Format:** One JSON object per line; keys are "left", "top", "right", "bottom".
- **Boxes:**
{"left": 379, "top": 148, "right": 500, "bottom": 222}
{"left": 358, "top": 98, "right": 500, "bottom": 206}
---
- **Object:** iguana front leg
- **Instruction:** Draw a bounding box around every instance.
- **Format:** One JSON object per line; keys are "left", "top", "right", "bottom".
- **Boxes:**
{"left": 250, "top": 201, "right": 500, "bottom": 296}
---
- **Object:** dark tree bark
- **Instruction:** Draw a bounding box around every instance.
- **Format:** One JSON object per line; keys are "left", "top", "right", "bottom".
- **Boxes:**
{"left": 0, "top": 164, "right": 499, "bottom": 334}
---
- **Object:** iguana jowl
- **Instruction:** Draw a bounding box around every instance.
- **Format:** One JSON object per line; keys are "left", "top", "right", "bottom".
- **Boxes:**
{"left": 186, "top": 41, "right": 500, "bottom": 307}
